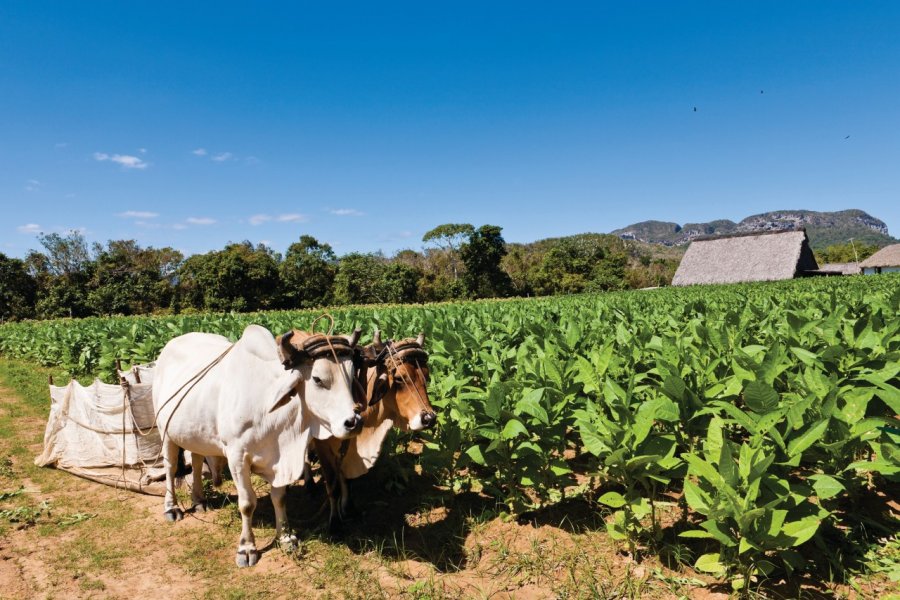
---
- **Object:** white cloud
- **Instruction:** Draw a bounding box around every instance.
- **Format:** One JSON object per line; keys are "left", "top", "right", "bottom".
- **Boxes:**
{"left": 138, "top": 148, "right": 147, "bottom": 154}
{"left": 192, "top": 148, "right": 207, "bottom": 156}
{"left": 186, "top": 217, "right": 216, "bottom": 225}
{"left": 172, "top": 223, "right": 188, "bottom": 230}
{"left": 94, "top": 152, "right": 149, "bottom": 170}
{"left": 25, "top": 179, "right": 42, "bottom": 192}
{"left": 249, "top": 214, "right": 272, "bottom": 226}
{"left": 277, "top": 213, "right": 308, "bottom": 223}
{"left": 330, "top": 208, "right": 365, "bottom": 217}
{"left": 17, "top": 223, "right": 41, "bottom": 234}
{"left": 118, "top": 211, "right": 159, "bottom": 219}
{"left": 211, "top": 152, "right": 233, "bottom": 162}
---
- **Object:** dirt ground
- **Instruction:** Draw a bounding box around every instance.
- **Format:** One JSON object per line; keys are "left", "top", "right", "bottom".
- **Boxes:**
{"left": 0, "top": 375, "right": 896, "bottom": 600}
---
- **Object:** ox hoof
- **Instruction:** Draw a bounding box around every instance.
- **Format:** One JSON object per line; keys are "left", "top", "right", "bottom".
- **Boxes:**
{"left": 278, "top": 534, "right": 299, "bottom": 552}
{"left": 164, "top": 508, "right": 184, "bottom": 522}
{"left": 235, "top": 548, "right": 259, "bottom": 568}
{"left": 191, "top": 502, "right": 208, "bottom": 513}
{"left": 327, "top": 519, "right": 345, "bottom": 538}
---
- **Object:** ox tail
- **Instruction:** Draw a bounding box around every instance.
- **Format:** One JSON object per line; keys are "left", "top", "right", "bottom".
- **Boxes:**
{"left": 174, "top": 447, "right": 190, "bottom": 480}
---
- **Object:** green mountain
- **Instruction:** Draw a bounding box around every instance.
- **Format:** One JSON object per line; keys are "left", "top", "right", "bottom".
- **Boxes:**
{"left": 611, "top": 209, "right": 895, "bottom": 250}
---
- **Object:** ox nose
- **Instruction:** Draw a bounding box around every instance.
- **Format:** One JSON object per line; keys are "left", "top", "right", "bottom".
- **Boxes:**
{"left": 421, "top": 411, "right": 437, "bottom": 429}
{"left": 344, "top": 414, "right": 363, "bottom": 432}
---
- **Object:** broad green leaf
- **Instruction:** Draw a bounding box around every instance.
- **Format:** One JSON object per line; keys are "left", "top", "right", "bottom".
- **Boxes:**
{"left": 694, "top": 553, "right": 727, "bottom": 575}
{"left": 782, "top": 518, "right": 820, "bottom": 547}
{"left": 809, "top": 474, "right": 844, "bottom": 500}
{"left": 787, "top": 419, "right": 829, "bottom": 458}
{"left": 744, "top": 381, "right": 779, "bottom": 413}
{"left": 501, "top": 418, "right": 528, "bottom": 440}
{"left": 598, "top": 491, "right": 626, "bottom": 508}
{"left": 465, "top": 445, "right": 486, "bottom": 466}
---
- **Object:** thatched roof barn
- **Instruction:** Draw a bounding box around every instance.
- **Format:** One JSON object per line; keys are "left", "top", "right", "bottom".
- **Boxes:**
{"left": 859, "top": 243, "right": 900, "bottom": 275}
{"left": 672, "top": 229, "right": 819, "bottom": 286}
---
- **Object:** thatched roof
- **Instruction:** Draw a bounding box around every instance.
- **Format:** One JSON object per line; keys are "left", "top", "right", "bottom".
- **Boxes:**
{"left": 672, "top": 229, "right": 819, "bottom": 286}
{"left": 859, "top": 244, "right": 900, "bottom": 268}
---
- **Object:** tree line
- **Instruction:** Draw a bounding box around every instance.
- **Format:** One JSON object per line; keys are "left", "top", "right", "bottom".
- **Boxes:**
{"left": 1, "top": 223, "right": 682, "bottom": 321}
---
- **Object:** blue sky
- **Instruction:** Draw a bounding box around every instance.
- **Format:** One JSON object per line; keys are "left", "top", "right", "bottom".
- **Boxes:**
{"left": 3, "top": 2, "right": 899, "bottom": 259}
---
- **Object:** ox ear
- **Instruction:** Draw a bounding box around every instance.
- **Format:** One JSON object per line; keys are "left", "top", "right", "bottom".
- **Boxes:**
{"left": 270, "top": 371, "right": 302, "bottom": 412}
{"left": 369, "top": 372, "right": 389, "bottom": 406}
{"left": 416, "top": 332, "right": 425, "bottom": 347}
{"left": 276, "top": 331, "right": 301, "bottom": 370}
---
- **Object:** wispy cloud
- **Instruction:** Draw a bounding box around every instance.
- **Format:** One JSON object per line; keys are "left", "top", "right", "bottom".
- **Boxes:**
{"left": 330, "top": 208, "right": 365, "bottom": 217}
{"left": 211, "top": 152, "right": 233, "bottom": 162}
{"left": 17, "top": 223, "right": 41, "bottom": 234}
{"left": 94, "top": 152, "right": 149, "bottom": 170}
{"left": 186, "top": 217, "right": 216, "bottom": 225}
{"left": 249, "top": 213, "right": 308, "bottom": 225}
{"left": 55, "top": 142, "right": 68, "bottom": 149}
{"left": 192, "top": 148, "right": 208, "bottom": 156}
{"left": 245, "top": 156, "right": 260, "bottom": 165}
{"left": 172, "top": 223, "right": 188, "bottom": 230}
{"left": 138, "top": 148, "right": 147, "bottom": 154}
{"left": 277, "top": 213, "right": 307, "bottom": 223}
{"left": 25, "top": 179, "right": 42, "bottom": 192}
{"left": 118, "top": 210, "right": 159, "bottom": 219}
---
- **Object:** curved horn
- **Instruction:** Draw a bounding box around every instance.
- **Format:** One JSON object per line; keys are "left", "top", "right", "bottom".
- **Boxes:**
{"left": 416, "top": 332, "right": 425, "bottom": 347}
{"left": 347, "top": 328, "right": 362, "bottom": 348}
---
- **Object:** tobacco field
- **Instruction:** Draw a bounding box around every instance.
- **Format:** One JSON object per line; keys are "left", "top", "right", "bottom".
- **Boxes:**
{"left": 1, "top": 274, "right": 898, "bottom": 589}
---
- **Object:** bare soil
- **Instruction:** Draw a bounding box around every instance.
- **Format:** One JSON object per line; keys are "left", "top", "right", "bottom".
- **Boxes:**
{"left": 0, "top": 379, "right": 896, "bottom": 599}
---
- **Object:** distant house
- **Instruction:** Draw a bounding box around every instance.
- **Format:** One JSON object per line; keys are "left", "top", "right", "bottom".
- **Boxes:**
{"left": 672, "top": 229, "right": 819, "bottom": 286}
{"left": 859, "top": 244, "right": 900, "bottom": 275}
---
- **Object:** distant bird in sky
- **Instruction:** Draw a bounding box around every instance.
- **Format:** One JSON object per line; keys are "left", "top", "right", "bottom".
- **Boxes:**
{"left": 693, "top": 106, "right": 697, "bottom": 112}
{"left": 760, "top": 90, "right": 764, "bottom": 94}
{"left": 844, "top": 135, "right": 851, "bottom": 139}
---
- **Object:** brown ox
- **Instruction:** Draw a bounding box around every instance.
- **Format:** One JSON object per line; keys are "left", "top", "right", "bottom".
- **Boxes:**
{"left": 313, "top": 331, "right": 436, "bottom": 531}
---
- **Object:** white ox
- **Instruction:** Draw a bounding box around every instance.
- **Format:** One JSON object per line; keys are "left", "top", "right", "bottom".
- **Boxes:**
{"left": 152, "top": 324, "right": 362, "bottom": 567}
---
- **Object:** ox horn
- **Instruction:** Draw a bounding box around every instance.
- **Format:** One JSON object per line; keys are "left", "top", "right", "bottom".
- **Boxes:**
{"left": 372, "top": 329, "right": 383, "bottom": 349}
{"left": 347, "top": 328, "right": 362, "bottom": 348}
{"left": 416, "top": 332, "right": 425, "bottom": 347}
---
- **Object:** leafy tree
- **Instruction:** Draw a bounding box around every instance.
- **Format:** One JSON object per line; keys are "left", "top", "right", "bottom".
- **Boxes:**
{"left": 332, "top": 253, "right": 386, "bottom": 305}
{"left": 815, "top": 241, "right": 879, "bottom": 265}
{"left": 279, "top": 235, "right": 336, "bottom": 308}
{"left": 380, "top": 262, "right": 422, "bottom": 304}
{"left": 0, "top": 253, "right": 37, "bottom": 321}
{"left": 460, "top": 225, "right": 512, "bottom": 298}
{"left": 177, "top": 242, "right": 280, "bottom": 312}
{"left": 28, "top": 231, "right": 93, "bottom": 318}
{"left": 88, "top": 240, "right": 183, "bottom": 315}
{"left": 422, "top": 223, "right": 474, "bottom": 282}
{"left": 333, "top": 253, "right": 423, "bottom": 305}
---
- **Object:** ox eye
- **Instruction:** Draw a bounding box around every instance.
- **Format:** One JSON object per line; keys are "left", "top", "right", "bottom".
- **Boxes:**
{"left": 312, "top": 376, "right": 323, "bottom": 386}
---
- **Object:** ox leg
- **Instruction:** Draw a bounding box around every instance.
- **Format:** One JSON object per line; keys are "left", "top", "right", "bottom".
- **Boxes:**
{"left": 317, "top": 446, "right": 343, "bottom": 535}
{"left": 190, "top": 452, "right": 207, "bottom": 512}
{"left": 270, "top": 485, "right": 298, "bottom": 552}
{"left": 338, "top": 472, "right": 351, "bottom": 519}
{"left": 230, "top": 454, "right": 259, "bottom": 567}
{"left": 162, "top": 441, "right": 184, "bottom": 522}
